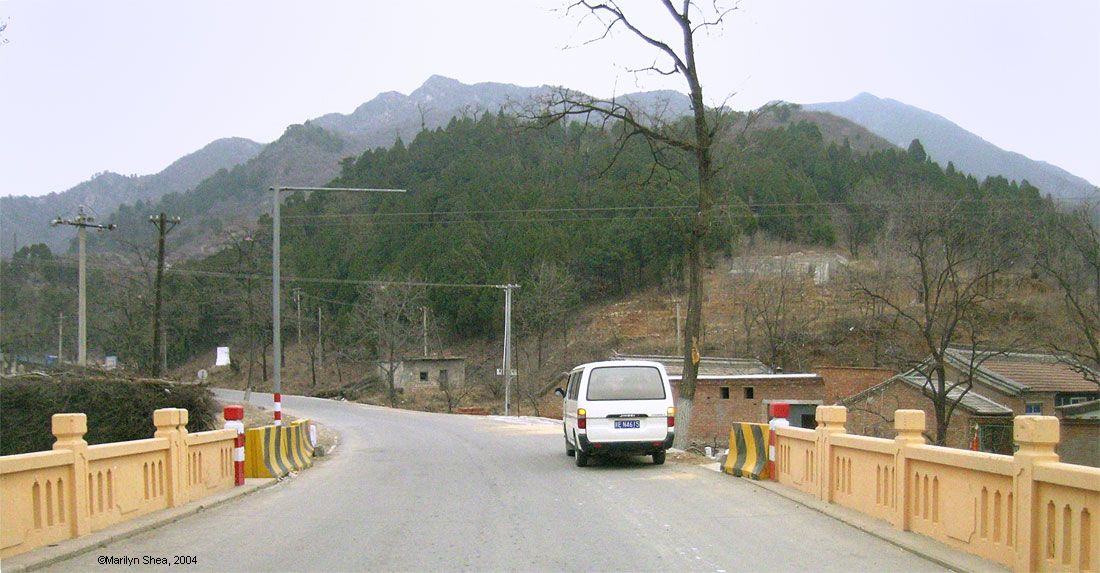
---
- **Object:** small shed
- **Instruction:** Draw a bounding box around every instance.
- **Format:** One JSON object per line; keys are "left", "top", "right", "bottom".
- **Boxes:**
{"left": 383, "top": 357, "right": 466, "bottom": 390}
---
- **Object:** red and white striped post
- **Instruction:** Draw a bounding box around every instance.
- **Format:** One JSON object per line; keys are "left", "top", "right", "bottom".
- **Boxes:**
{"left": 223, "top": 405, "right": 246, "bottom": 486}
{"left": 767, "top": 402, "right": 791, "bottom": 480}
{"left": 273, "top": 393, "right": 282, "bottom": 426}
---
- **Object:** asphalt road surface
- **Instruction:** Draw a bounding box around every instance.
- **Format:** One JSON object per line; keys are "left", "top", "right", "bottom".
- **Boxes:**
{"left": 45, "top": 390, "right": 944, "bottom": 572}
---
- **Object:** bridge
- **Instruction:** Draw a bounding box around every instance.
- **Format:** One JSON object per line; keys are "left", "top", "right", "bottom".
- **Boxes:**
{"left": 6, "top": 389, "right": 966, "bottom": 572}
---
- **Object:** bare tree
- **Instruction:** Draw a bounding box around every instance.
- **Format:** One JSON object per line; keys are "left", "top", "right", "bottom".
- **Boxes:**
{"left": 437, "top": 369, "right": 470, "bottom": 413}
{"left": 356, "top": 283, "right": 424, "bottom": 407}
{"left": 737, "top": 260, "right": 823, "bottom": 371}
{"left": 1034, "top": 205, "right": 1100, "bottom": 389}
{"left": 534, "top": 0, "right": 742, "bottom": 447}
{"left": 853, "top": 187, "right": 1019, "bottom": 445}
{"left": 517, "top": 261, "right": 578, "bottom": 369}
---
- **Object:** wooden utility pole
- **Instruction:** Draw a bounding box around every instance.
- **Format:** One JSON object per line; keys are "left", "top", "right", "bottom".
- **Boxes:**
{"left": 149, "top": 212, "right": 180, "bottom": 376}
{"left": 57, "top": 312, "right": 64, "bottom": 364}
{"left": 52, "top": 206, "right": 114, "bottom": 366}
{"left": 422, "top": 306, "right": 429, "bottom": 357}
{"left": 293, "top": 288, "right": 303, "bottom": 347}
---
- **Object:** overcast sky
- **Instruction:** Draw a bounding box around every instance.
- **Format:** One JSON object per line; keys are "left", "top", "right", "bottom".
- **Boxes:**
{"left": 1, "top": 0, "right": 1097, "bottom": 198}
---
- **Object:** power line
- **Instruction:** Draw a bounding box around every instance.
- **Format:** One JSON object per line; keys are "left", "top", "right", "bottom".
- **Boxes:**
{"left": 276, "top": 195, "right": 1099, "bottom": 221}
{"left": 15, "top": 258, "right": 509, "bottom": 290}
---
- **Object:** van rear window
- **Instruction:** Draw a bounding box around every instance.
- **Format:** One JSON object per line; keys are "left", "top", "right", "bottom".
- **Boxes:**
{"left": 585, "top": 366, "right": 666, "bottom": 400}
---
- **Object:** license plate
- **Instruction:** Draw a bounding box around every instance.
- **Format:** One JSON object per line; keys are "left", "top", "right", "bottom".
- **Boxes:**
{"left": 614, "top": 420, "right": 640, "bottom": 429}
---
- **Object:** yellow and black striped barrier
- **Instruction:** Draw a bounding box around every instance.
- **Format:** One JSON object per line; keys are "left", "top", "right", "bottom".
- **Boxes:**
{"left": 244, "top": 419, "right": 315, "bottom": 478}
{"left": 723, "top": 422, "right": 771, "bottom": 480}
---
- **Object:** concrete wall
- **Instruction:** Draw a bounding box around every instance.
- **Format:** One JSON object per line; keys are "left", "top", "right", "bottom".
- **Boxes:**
{"left": 384, "top": 358, "right": 466, "bottom": 390}
{"left": 773, "top": 406, "right": 1100, "bottom": 572}
{"left": 673, "top": 377, "right": 825, "bottom": 446}
{"left": 0, "top": 409, "right": 235, "bottom": 558}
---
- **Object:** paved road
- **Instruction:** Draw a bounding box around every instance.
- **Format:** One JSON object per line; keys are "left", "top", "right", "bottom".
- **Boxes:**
{"left": 46, "top": 390, "right": 943, "bottom": 572}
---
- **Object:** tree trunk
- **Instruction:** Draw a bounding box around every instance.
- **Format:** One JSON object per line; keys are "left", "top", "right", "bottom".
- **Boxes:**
{"left": 674, "top": 232, "right": 706, "bottom": 449}
{"left": 537, "top": 332, "right": 544, "bottom": 369}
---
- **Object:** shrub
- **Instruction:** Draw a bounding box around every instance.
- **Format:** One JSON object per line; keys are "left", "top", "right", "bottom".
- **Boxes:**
{"left": 0, "top": 378, "right": 220, "bottom": 455}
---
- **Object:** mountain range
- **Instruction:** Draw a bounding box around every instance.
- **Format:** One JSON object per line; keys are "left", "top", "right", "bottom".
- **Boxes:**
{"left": 805, "top": 93, "right": 1097, "bottom": 199}
{"left": 3, "top": 77, "right": 1095, "bottom": 258}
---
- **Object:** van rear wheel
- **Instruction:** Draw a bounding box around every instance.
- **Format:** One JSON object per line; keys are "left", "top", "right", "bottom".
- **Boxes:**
{"left": 575, "top": 448, "right": 589, "bottom": 467}
{"left": 652, "top": 451, "right": 666, "bottom": 465}
{"left": 565, "top": 438, "right": 576, "bottom": 457}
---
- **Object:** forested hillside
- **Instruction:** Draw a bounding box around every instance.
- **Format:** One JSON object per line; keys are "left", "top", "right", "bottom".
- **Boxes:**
{"left": 1, "top": 107, "right": 1065, "bottom": 378}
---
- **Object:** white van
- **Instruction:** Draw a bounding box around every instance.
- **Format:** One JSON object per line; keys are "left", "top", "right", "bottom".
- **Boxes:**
{"left": 554, "top": 360, "right": 676, "bottom": 467}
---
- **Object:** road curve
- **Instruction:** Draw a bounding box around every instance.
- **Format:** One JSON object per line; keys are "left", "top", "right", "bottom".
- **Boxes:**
{"left": 44, "top": 390, "right": 943, "bottom": 572}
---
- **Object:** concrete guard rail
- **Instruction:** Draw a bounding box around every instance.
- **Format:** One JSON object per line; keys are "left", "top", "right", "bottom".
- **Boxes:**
{"left": 723, "top": 423, "right": 770, "bottom": 480}
{"left": 767, "top": 406, "right": 1099, "bottom": 572}
{"left": 244, "top": 419, "right": 314, "bottom": 479}
{"left": 0, "top": 408, "right": 236, "bottom": 559}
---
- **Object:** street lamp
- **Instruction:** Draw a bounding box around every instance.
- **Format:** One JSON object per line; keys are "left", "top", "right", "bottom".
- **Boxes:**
{"left": 269, "top": 186, "right": 406, "bottom": 425}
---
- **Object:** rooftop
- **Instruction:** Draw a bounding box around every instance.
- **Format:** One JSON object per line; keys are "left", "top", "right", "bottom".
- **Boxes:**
{"left": 942, "top": 348, "right": 1100, "bottom": 394}
{"left": 610, "top": 352, "right": 772, "bottom": 377}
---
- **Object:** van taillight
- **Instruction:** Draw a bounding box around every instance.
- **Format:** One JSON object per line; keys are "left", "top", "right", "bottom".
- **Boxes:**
{"left": 577, "top": 408, "right": 586, "bottom": 429}
{"left": 667, "top": 406, "right": 676, "bottom": 428}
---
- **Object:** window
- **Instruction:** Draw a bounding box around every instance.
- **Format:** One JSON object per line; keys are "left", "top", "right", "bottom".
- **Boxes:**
{"left": 585, "top": 366, "right": 666, "bottom": 401}
{"left": 1055, "top": 394, "right": 1098, "bottom": 406}
{"left": 720, "top": 386, "right": 730, "bottom": 399}
{"left": 567, "top": 371, "right": 581, "bottom": 400}
{"left": 439, "top": 370, "right": 448, "bottom": 385}
{"left": 744, "top": 386, "right": 755, "bottom": 399}
{"left": 1025, "top": 402, "right": 1042, "bottom": 414}
{"left": 419, "top": 371, "right": 429, "bottom": 382}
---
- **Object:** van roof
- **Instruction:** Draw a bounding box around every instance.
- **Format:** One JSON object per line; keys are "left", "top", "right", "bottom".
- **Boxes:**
{"left": 572, "top": 360, "right": 666, "bottom": 371}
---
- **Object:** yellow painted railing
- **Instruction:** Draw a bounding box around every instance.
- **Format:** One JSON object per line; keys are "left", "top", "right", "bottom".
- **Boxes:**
{"left": 770, "top": 407, "right": 1100, "bottom": 572}
{"left": 0, "top": 408, "right": 235, "bottom": 559}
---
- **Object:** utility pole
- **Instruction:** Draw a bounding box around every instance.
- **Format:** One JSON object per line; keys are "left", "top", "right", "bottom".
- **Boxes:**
{"left": 52, "top": 206, "right": 114, "bottom": 367}
{"left": 293, "top": 288, "right": 302, "bottom": 348}
{"left": 675, "top": 301, "right": 682, "bottom": 352}
{"left": 149, "top": 212, "right": 180, "bottom": 376}
{"left": 422, "top": 306, "right": 429, "bottom": 357}
{"left": 57, "top": 312, "right": 64, "bottom": 364}
{"left": 316, "top": 305, "right": 323, "bottom": 368}
{"left": 499, "top": 284, "right": 519, "bottom": 416}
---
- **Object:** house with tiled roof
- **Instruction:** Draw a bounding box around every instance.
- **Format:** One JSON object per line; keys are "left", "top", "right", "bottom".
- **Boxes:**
{"left": 842, "top": 348, "right": 1099, "bottom": 466}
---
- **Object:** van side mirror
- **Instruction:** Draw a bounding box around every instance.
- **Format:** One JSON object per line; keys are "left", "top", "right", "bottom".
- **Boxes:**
{"left": 554, "top": 388, "right": 566, "bottom": 398}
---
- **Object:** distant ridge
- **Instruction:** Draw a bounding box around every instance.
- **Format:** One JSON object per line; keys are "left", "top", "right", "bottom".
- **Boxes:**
{"left": 805, "top": 93, "right": 1098, "bottom": 199}
{"left": 0, "top": 137, "right": 263, "bottom": 255}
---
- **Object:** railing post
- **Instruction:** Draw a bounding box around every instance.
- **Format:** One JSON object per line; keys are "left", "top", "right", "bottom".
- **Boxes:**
{"left": 153, "top": 408, "right": 188, "bottom": 508}
{"left": 815, "top": 405, "right": 847, "bottom": 502}
{"left": 893, "top": 409, "right": 926, "bottom": 531}
{"left": 52, "top": 413, "right": 90, "bottom": 538}
{"left": 1012, "top": 415, "right": 1060, "bottom": 573}
{"left": 224, "top": 405, "right": 246, "bottom": 486}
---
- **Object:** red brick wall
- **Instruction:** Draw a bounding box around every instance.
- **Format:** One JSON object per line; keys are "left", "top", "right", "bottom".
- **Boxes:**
{"left": 843, "top": 379, "right": 979, "bottom": 449}
{"left": 671, "top": 377, "right": 825, "bottom": 447}
{"left": 1058, "top": 419, "right": 1100, "bottom": 468}
{"left": 816, "top": 366, "right": 894, "bottom": 403}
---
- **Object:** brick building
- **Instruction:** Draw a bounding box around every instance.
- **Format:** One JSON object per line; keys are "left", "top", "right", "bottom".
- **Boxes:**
{"left": 1055, "top": 399, "right": 1100, "bottom": 467}
{"left": 815, "top": 365, "right": 894, "bottom": 403}
{"left": 842, "top": 348, "right": 1099, "bottom": 466}
{"left": 668, "top": 374, "right": 825, "bottom": 446}
{"left": 612, "top": 353, "right": 827, "bottom": 445}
